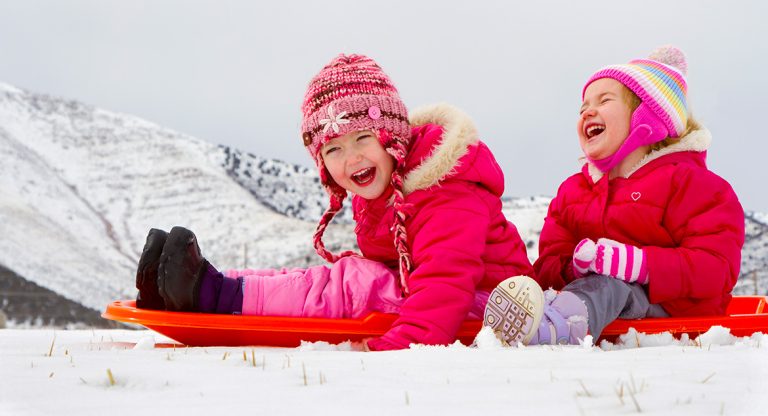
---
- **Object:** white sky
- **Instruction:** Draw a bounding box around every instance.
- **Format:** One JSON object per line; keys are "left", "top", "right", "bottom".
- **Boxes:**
{"left": 1, "top": 0, "right": 766, "bottom": 210}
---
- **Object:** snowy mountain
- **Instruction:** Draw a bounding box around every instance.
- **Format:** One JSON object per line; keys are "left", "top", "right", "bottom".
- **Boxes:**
{"left": 0, "top": 82, "right": 766, "bottom": 327}
{"left": 0, "top": 82, "right": 353, "bottom": 325}
{"left": 736, "top": 212, "right": 768, "bottom": 296}
{"left": 220, "top": 146, "right": 353, "bottom": 223}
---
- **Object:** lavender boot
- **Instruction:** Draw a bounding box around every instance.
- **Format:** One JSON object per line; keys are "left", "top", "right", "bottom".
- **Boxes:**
{"left": 528, "top": 290, "right": 589, "bottom": 345}
{"left": 483, "top": 275, "right": 545, "bottom": 346}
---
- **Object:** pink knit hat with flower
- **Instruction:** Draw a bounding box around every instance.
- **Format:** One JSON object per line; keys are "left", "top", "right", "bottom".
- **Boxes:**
{"left": 300, "top": 54, "right": 414, "bottom": 293}
{"left": 582, "top": 46, "right": 689, "bottom": 172}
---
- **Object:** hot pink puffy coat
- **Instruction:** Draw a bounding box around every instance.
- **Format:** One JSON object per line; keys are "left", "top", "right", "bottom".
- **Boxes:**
{"left": 534, "top": 129, "right": 744, "bottom": 317}
{"left": 361, "top": 104, "right": 533, "bottom": 350}
{"left": 231, "top": 104, "right": 533, "bottom": 351}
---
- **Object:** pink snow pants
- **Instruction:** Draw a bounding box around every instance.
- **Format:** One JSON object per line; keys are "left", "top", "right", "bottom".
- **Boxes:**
{"left": 223, "top": 256, "right": 489, "bottom": 319}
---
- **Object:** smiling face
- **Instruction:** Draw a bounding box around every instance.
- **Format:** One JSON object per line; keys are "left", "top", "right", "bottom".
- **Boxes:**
{"left": 321, "top": 130, "right": 395, "bottom": 200}
{"left": 578, "top": 78, "right": 634, "bottom": 160}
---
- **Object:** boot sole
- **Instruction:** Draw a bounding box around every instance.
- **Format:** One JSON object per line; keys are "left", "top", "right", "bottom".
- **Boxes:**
{"left": 161, "top": 227, "right": 198, "bottom": 260}
{"left": 137, "top": 229, "right": 168, "bottom": 273}
{"left": 483, "top": 275, "right": 545, "bottom": 346}
{"left": 136, "top": 228, "right": 168, "bottom": 309}
{"left": 158, "top": 226, "right": 203, "bottom": 311}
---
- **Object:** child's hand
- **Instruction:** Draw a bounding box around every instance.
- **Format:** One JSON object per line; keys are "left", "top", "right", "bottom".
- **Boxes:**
{"left": 593, "top": 238, "right": 649, "bottom": 284}
{"left": 572, "top": 238, "right": 597, "bottom": 278}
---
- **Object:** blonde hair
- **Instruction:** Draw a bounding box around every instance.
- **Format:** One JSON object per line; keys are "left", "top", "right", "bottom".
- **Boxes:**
{"left": 621, "top": 86, "right": 641, "bottom": 112}
{"left": 620, "top": 86, "right": 699, "bottom": 152}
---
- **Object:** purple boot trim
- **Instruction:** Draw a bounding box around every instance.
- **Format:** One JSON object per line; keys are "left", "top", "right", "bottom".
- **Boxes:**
{"left": 198, "top": 263, "right": 244, "bottom": 314}
{"left": 532, "top": 306, "right": 569, "bottom": 345}
{"left": 551, "top": 291, "right": 589, "bottom": 344}
{"left": 530, "top": 291, "right": 589, "bottom": 345}
{"left": 546, "top": 306, "right": 570, "bottom": 344}
{"left": 216, "top": 275, "right": 244, "bottom": 315}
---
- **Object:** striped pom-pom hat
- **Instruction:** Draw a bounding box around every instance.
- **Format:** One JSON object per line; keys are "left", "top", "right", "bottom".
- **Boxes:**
{"left": 583, "top": 46, "right": 688, "bottom": 138}
{"left": 301, "top": 54, "right": 411, "bottom": 187}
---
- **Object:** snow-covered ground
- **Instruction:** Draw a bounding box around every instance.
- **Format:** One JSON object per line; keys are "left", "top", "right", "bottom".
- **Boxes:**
{"left": 2, "top": 327, "right": 767, "bottom": 415}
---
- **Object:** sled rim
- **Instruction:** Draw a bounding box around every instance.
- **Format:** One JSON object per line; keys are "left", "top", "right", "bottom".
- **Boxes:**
{"left": 102, "top": 296, "right": 768, "bottom": 347}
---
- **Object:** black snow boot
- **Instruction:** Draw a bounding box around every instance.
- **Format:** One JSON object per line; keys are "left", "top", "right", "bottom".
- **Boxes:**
{"left": 157, "top": 226, "right": 209, "bottom": 312}
{"left": 135, "top": 228, "right": 168, "bottom": 309}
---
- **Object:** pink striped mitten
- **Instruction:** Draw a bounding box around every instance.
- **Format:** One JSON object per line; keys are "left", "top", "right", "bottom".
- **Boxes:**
{"left": 572, "top": 238, "right": 597, "bottom": 278}
{"left": 594, "top": 238, "right": 649, "bottom": 284}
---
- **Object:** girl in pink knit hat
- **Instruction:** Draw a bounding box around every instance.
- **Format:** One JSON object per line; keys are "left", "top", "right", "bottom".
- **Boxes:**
{"left": 484, "top": 46, "right": 745, "bottom": 346}
{"left": 134, "top": 54, "right": 534, "bottom": 350}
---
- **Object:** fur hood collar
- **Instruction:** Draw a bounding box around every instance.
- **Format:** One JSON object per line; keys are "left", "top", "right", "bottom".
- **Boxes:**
{"left": 586, "top": 128, "right": 712, "bottom": 183}
{"left": 403, "top": 103, "right": 479, "bottom": 194}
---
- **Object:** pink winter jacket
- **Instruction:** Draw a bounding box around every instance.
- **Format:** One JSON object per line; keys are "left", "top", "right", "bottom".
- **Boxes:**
{"left": 359, "top": 104, "right": 533, "bottom": 350}
{"left": 534, "top": 129, "right": 744, "bottom": 317}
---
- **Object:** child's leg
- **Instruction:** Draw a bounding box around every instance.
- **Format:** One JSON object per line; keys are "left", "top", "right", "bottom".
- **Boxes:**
{"left": 485, "top": 276, "right": 589, "bottom": 346}
{"left": 222, "top": 267, "right": 309, "bottom": 279}
{"left": 529, "top": 290, "right": 589, "bottom": 345}
{"left": 240, "top": 256, "right": 404, "bottom": 319}
{"left": 155, "top": 226, "right": 403, "bottom": 318}
{"left": 563, "top": 275, "right": 667, "bottom": 339}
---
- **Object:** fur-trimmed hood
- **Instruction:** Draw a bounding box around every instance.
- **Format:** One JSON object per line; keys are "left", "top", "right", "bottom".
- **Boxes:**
{"left": 586, "top": 128, "right": 712, "bottom": 183}
{"left": 352, "top": 103, "right": 534, "bottom": 351}
{"left": 403, "top": 103, "right": 484, "bottom": 195}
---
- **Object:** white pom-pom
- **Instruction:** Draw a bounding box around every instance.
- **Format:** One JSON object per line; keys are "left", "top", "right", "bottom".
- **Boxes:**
{"left": 648, "top": 45, "right": 687, "bottom": 75}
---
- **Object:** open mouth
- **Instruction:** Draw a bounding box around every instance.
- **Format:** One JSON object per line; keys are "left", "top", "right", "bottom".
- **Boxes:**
{"left": 351, "top": 167, "right": 376, "bottom": 186}
{"left": 585, "top": 123, "right": 605, "bottom": 139}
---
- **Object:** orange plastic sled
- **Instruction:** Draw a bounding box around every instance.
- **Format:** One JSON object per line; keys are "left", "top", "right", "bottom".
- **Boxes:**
{"left": 102, "top": 296, "right": 768, "bottom": 347}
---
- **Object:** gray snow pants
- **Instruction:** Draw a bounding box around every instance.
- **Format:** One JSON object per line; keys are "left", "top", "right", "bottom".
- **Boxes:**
{"left": 564, "top": 275, "right": 669, "bottom": 339}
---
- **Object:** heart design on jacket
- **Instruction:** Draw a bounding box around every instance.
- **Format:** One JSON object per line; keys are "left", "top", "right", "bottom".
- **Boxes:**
{"left": 631, "top": 192, "right": 641, "bottom": 201}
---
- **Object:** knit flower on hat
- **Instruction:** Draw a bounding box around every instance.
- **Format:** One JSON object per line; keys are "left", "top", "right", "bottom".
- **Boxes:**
{"left": 319, "top": 105, "right": 349, "bottom": 134}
